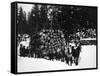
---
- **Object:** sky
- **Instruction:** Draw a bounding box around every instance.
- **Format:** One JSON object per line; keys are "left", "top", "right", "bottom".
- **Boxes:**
{"left": 18, "top": 3, "right": 34, "bottom": 20}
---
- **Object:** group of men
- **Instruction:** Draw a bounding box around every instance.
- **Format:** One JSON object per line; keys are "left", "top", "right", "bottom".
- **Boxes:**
{"left": 65, "top": 43, "right": 81, "bottom": 66}
{"left": 42, "top": 43, "right": 81, "bottom": 66}
{"left": 18, "top": 29, "right": 82, "bottom": 66}
{"left": 19, "top": 42, "right": 81, "bottom": 66}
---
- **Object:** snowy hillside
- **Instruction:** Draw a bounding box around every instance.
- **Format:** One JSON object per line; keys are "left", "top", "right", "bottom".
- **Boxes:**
{"left": 18, "top": 45, "right": 96, "bottom": 72}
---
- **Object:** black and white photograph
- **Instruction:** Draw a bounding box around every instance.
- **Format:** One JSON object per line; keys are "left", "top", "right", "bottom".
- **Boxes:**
{"left": 12, "top": 2, "right": 97, "bottom": 73}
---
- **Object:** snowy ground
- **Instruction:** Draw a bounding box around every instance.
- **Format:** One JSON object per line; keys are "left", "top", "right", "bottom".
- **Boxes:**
{"left": 80, "top": 38, "right": 96, "bottom": 40}
{"left": 17, "top": 45, "right": 96, "bottom": 72}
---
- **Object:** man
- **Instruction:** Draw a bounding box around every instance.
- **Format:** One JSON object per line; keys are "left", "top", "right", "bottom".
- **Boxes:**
{"left": 66, "top": 46, "right": 73, "bottom": 66}
{"left": 72, "top": 43, "right": 81, "bottom": 65}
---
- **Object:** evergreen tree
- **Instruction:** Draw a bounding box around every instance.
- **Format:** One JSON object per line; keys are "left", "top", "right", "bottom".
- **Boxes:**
{"left": 17, "top": 7, "right": 27, "bottom": 34}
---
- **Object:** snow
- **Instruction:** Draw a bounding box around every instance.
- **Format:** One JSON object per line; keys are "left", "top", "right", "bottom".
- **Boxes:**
{"left": 17, "top": 45, "right": 96, "bottom": 72}
{"left": 79, "top": 45, "right": 96, "bottom": 68}
{"left": 81, "top": 38, "right": 96, "bottom": 40}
